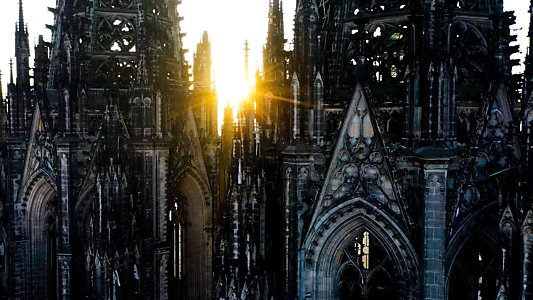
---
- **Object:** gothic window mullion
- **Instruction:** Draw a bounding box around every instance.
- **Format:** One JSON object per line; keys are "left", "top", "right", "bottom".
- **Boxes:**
{"left": 339, "top": 230, "right": 396, "bottom": 300}
{"left": 100, "top": 0, "right": 133, "bottom": 9}
{"left": 98, "top": 16, "right": 136, "bottom": 53}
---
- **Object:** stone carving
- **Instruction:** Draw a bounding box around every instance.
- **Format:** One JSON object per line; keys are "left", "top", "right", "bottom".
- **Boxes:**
{"left": 484, "top": 109, "right": 506, "bottom": 142}
{"left": 100, "top": 0, "right": 134, "bottom": 9}
{"left": 353, "top": 0, "right": 409, "bottom": 12}
{"left": 32, "top": 130, "right": 56, "bottom": 174}
{"left": 522, "top": 210, "right": 533, "bottom": 234}
{"left": 319, "top": 86, "right": 404, "bottom": 217}
{"left": 449, "top": 21, "right": 489, "bottom": 84}
{"left": 172, "top": 116, "right": 196, "bottom": 173}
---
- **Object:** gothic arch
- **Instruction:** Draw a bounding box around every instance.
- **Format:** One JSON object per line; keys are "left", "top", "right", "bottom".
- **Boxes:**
{"left": 76, "top": 175, "right": 95, "bottom": 205}
{"left": 19, "top": 170, "right": 58, "bottom": 298}
{"left": 302, "top": 197, "right": 419, "bottom": 300}
{"left": 170, "top": 165, "right": 212, "bottom": 300}
{"left": 19, "top": 169, "right": 57, "bottom": 234}
{"left": 446, "top": 202, "right": 499, "bottom": 299}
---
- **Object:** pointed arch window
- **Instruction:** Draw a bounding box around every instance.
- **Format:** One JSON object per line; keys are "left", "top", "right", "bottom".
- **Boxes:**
{"left": 338, "top": 230, "right": 396, "bottom": 299}
{"left": 169, "top": 198, "right": 184, "bottom": 299}
{"left": 363, "top": 24, "right": 408, "bottom": 87}
{"left": 142, "top": 98, "right": 153, "bottom": 136}
{"left": 449, "top": 227, "right": 498, "bottom": 299}
{"left": 94, "top": 59, "right": 137, "bottom": 89}
{"left": 169, "top": 201, "right": 183, "bottom": 280}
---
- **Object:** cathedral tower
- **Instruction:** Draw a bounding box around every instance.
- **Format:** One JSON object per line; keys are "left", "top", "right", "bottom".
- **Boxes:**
{"left": 0, "top": 0, "right": 216, "bottom": 299}
{"left": 260, "top": 0, "right": 531, "bottom": 299}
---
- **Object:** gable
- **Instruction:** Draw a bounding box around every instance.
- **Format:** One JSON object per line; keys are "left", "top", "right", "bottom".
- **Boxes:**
{"left": 21, "top": 102, "right": 55, "bottom": 186}
{"left": 308, "top": 84, "right": 405, "bottom": 230}
{"left": 75, "top": 104, "right": 130, "bottom": 213}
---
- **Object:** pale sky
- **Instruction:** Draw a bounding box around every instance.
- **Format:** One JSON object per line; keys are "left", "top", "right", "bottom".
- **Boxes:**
{"left": 0, "top": 0, "right": 527, "bottom": 107}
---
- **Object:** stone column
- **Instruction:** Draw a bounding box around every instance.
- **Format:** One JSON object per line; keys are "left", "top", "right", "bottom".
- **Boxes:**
{"left": 154, "top": 145, "right": 171, "bottom": 300}
{"left": 5, "top": 142, "right": 27, "bottom": 298}
{"left": 423, "top": 164, "right": 447, "bottom": 300}
{"left": 56, "top": 139, "right": 77, "bottom": 300}
{"left": 522, "top": 210, "right": 533, "bottom": 298}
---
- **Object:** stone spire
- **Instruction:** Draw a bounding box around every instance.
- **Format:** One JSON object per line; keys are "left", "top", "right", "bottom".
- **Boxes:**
{"left": 525, "top": 0, "right": 533, "bottom": 100}
{"left": 294, "top": 0, "right": 318, "bottom": 142}
{"left": 9, "top": 59, "right": 13, "bottom": 85}
{"left": 18, "top": 0, "right": 25, "bottom": 41}
{"left": 14, "top": 0, "right": 30, "bottom": 134}
{"left": 0, "top": 70, "right": 3, "bottom": 101}
{"left": 244, "top": 40, "right": 250, "bottom": 84}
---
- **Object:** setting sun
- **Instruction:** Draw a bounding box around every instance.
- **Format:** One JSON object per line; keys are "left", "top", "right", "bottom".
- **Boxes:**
{"left": 179, "top": 0, "right": 295, "bottom": 127}
{"left": 1, "top": 1, "right": 533, "bottom": 299}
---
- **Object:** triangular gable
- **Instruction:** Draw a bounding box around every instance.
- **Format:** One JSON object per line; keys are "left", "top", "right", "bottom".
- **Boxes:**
{"left": 75, "top": 132, "right": 101, "bottom": 212}
{"left": 116, "top": 106, "right": 131, "bottom": 140}
{"left": 174, "top": 106, "right": 211, "bottom": 191}
{"left": 308, "top": 83, "right": 404, "bottom": 229}
{"left": 75, "top": 104, "right": 130, "bottom": 212}
{"left": 493, "top": 83, "right": 514, "bottom": 124}
{"left": 21, "top": 102, "right": 55, "bottom": 185}
{"left": 480, "top": 82, "right": 521, "bottom": 158}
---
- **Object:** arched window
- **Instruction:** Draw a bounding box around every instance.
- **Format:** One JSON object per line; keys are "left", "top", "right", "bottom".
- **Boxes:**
{"left": 448, "top": 226, "right": 498, "bottom": 300}
{"left": 338, "top": 230, "right": 396, "bottom": 299}
{"left": 169, "top": 199, "right": 184, "bottom": 299}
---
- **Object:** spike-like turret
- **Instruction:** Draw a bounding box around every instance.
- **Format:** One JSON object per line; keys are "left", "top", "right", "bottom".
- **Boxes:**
{"left": 293, "top": 0, "right": 318, "bottom": 142}
{"left": 12, "top": 0, "right": 30, "bottom": 135}
{"left": 193, "top": 31, "right": 217, "bottom": 136}
{"left": 525, "top": 0, "right": 533, "bottom": 101}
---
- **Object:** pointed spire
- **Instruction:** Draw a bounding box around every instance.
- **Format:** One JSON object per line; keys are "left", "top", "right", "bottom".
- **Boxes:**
{"left": 9, "top": 59, "right": 13, "bottom": 85}
{"left": 529, "top": 0, "right": 533, "bottom": 42}
{"left": 14, "top": 0, "right": 30, "bottom": 128}
{"left": 268, "top": 0, "right": 275, "bottom": 21}
{"left": 523, "top": 210, "right": 533, "bottom": 233}
{"left": 525, "top": 0, "right": 533, "bottom": 90}
{"left": 18, "top": 0, "right": 25, "bottom": 35}
{"left": 244, "top": 40, "right": 250, "bottom": 83}
{"left": 500, "top": 205, "right": 515, "bottom": 228}
{"left": 0, "top": 70, "right": 3, "bottom": 100}
{"left": 291, "top": 72, "right": 300, "bottom": 142}
{"left": 268, "top": 0, "right": 283, "bottom": 35}
{"left": 279, "top": 0, "right": 284, "bottom": 33}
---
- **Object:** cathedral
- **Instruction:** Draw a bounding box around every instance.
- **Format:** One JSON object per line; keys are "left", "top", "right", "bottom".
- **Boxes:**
{"left": 0, "top": 0, "right": 532, "bottom": 299}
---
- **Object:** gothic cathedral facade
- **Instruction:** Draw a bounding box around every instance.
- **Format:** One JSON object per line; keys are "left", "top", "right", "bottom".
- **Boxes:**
{"left": 0, "top": 0, "right": 532, "bottom": 300}
{"left": 0, "top": 0, "right": 217, "bottom": 299}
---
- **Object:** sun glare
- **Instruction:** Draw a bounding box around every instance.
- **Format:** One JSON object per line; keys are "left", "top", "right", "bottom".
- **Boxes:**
{"left": 218, "top": 74, "right": 253, "bottom": 110}
{"left": 0, "top": 0, "right": 297, "bottom": 131}
{"left": 179, "top": 0, "right": 295, "bottom": 131}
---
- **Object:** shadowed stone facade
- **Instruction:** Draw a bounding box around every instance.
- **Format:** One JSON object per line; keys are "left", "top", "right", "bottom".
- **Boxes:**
{"left": 2, "top": 0, "right": 533, "bottom": 299}
{"left": 0, "top": 0, "right": 217, "bottom": 299}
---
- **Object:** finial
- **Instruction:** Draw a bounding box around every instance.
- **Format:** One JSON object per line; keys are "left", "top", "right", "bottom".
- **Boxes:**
{"left": 9, "top": 59, "right": 13, "bottom": 84}
{"left": 244, "top": 40, "right": 250, "bottom": 83}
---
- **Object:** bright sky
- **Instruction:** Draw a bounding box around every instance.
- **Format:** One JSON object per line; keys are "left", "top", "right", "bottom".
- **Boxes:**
{"left": 0, "top": 0, "right": 527, "bottom": 110}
